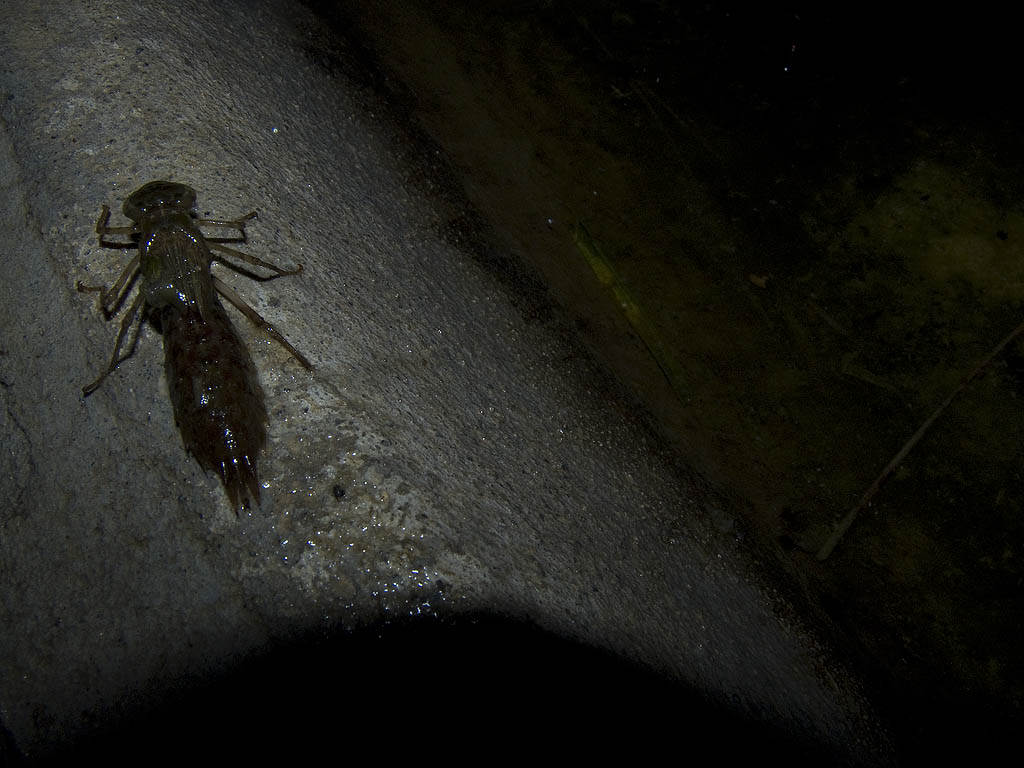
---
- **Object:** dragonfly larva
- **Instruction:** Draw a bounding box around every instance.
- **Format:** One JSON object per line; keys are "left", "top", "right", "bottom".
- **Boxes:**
{"left": 79, "top": 180, "right": 313, "bottom": 513}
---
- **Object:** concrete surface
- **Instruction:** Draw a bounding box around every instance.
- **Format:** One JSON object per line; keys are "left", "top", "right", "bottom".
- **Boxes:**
{"left": 0, "top": 0, "right": 891, "bottom": 762}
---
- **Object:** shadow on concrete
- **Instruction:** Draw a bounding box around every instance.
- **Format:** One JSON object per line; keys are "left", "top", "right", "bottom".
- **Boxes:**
{"left": 19, "top": 613, "right": 847, "bottom": 763}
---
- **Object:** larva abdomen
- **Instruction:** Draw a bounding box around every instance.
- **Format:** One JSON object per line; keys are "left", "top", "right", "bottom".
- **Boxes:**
{"left": 161, "top": 301, "right": 267, "bottom": 513}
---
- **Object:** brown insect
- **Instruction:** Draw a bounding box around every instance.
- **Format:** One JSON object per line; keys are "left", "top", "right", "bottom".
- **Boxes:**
{"left": 79, "top": 180, "right": 313, "bottom": 513}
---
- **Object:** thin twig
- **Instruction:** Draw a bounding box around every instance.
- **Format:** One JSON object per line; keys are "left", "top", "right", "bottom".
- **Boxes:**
{"left": 817, "top": 317, "right": 1024, "bottom": 561}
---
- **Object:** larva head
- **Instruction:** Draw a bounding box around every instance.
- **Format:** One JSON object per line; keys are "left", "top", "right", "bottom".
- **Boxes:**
{"left": 122, "top": 180, "right": 197, "bottom": 221}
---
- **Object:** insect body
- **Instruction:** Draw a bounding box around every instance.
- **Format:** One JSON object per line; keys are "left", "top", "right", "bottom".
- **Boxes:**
{"left": 80, "top": 180, "right": 313, "bottom": 513}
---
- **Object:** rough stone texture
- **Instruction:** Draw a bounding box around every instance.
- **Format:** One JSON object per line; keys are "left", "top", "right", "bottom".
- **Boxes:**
{"left": 0, "top": 0, "right": 890, "bottom": 762}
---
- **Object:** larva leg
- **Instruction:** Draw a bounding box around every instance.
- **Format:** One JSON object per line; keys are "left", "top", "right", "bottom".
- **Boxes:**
{"left": 209, "top": 242, "right": 303, "bottom": 279}
{"left": 77, "top": 254, "right": 140, "bottom": 318}
{"left": 212, "top": 276, "right": 313, "bottom": 371}
{"left": 95, "top": 205, "right": 138, "bottom": 245}
{"left": 195, "top": 211, "right": 257, "bottom": 231}
{"left": 82, "top": 290, "right": 146, "bottom": 396}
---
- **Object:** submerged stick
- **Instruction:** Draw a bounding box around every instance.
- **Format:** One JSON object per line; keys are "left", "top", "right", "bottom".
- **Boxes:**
{"left": 817, "top": 316, "right": 1024, "bottom": 561}
{"left": 572, "top": 221, "right": 688, "bottom": 400}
